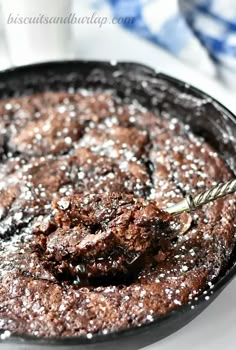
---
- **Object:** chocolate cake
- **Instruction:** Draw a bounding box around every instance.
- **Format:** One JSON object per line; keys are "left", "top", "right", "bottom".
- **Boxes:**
{"left": 0, "top": 90, "right": 235, "bottom": 338}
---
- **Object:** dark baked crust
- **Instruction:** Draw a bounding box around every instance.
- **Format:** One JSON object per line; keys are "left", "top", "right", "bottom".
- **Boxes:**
{"left": 0, "top": 90, "right": 235, "bottom": 338}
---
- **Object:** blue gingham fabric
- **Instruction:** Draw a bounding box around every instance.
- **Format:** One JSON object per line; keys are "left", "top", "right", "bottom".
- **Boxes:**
{"left": 92, "top": 0, "right": 236, "bottom": 81}
{"left": 180, "top": 0, "right": 236, "bottom": 71}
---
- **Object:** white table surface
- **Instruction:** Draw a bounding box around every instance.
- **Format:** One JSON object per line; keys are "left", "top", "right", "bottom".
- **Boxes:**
{"left": 0, "top": 18, "right": 236, "bottom": 350}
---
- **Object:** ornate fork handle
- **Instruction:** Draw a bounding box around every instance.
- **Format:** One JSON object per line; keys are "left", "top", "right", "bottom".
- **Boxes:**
{"left": 165, "top": 179, "right": 236, "bottom": 216}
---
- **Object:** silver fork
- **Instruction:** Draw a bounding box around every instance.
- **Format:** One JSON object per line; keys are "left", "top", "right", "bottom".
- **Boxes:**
{"left": 165, "top": 179, "right": 236, "bottom": 215}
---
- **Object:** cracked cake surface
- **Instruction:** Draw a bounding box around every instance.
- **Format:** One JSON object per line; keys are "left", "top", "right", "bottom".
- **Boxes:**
{"left": 0, "top": 90, "right": 235, "bottom": 338}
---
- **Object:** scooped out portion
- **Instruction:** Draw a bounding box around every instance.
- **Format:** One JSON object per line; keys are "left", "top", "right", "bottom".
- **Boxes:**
{"left": 34, "top": 192, "right": 182, "bottom": 285}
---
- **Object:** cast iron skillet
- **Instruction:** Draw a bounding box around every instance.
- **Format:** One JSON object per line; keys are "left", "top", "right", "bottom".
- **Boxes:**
{"left": 0, "top": 61, "right": 235, "bottom": 350}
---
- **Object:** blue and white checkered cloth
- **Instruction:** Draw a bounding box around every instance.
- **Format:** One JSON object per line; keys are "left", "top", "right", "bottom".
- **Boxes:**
{"left": 91, "top": 0, "right": 236, "bottom": 84}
